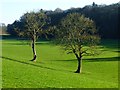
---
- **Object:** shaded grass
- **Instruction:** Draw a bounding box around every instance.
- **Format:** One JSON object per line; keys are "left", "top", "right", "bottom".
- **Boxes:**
{"left": 1, "top": 39, "right": 119, "bottom": 88}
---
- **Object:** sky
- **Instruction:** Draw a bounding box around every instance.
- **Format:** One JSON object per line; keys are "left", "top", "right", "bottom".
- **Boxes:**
{"left": 0, "top": 0, "right": 119, "bottom": 25}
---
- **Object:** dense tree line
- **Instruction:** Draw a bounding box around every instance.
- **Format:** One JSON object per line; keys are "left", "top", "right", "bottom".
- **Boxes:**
{"left": 7, "top": 2, "right": 119, "bottom": 39}
{"left": 80, "top": 3, "right": 119, "bottom": 39}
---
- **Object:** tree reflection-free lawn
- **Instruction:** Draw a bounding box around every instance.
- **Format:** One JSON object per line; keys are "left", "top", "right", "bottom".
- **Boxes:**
{"left": 2, "top": 39, "right": 119, "bottom": 88}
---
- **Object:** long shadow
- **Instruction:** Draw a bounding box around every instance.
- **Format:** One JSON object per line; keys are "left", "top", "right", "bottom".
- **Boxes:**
{"left": 50, "top": 59, "right": 77, "bottom": 62}
{"left": 50, "top": 57, "right": 119, "bottom": 62}
{"left": 1, "top": 56, "right": 73, "bottom": 73}
{"left": 83, "top": 57, "right": 120, "bottom": 62}
{"left": 4, "top": 41, "right": 50, "bottom": 46}
{"left": 100, "top": 39, "right": 119, "bottom": 50}
{"left": 113, "top": 50, "right": 120, "bottom": 53}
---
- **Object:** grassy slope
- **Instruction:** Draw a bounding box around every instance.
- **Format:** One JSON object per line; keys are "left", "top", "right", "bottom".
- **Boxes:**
{"left": 1, "top": 39, "right": 119, "bottom": 88}
{"left": 0, "top": 38, "right": 1, "bottom": 88}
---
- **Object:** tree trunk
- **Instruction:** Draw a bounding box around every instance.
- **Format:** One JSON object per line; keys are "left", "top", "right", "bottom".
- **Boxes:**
{"left": 31, "top": 34, "right": 37, "bottom": 61}
{"left": 31, "top": 30, "right": 37, "bottom": 61}
{"left": 73, "top": 49, "right": 82, "bottom": 73}
{"left": 75, "top": 57, "right": 82, "bottom": 73}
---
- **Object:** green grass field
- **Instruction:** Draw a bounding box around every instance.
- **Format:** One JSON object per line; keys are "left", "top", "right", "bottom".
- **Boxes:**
{"left": 1, "top": 39, "right": 119, "bottom": 88}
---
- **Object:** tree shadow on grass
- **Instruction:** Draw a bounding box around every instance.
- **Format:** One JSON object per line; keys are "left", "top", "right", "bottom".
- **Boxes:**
{"left": 100, "top": 39, "right": 119, "bottom": 50}
{"left": 113, "top": 50, "right": 120, "bottom": 53}
{"left": 83, "top": 57, "right": 120, "bottom": 62}
{"left": 5, "top": 41, "right": 50, "bottom": 46}
{"left": 1, "top": 56, "right": 73, "bottom": 73}
{"left": 50, "top": 57, "right": 119, "bottom": 62}
{"left": 50, "top": 59, "right": 77, "bottom": 62}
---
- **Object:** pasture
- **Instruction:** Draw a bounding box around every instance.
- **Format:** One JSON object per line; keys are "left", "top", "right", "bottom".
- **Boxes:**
{"left": 1, "top": 39, "right": 119, "bottom": 88}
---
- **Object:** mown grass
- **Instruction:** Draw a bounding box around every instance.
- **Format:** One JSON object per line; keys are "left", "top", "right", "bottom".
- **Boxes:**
{"left": 0, "top": 38, "right": 1, "bottom": 88}
{"left": 1, "top": 39, "right": 119, "bottom": 88}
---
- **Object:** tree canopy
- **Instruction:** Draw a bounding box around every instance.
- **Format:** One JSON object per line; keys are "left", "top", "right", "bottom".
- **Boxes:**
{"left": 54, "top": 13, "right": 100, "bottom": 73}
{"left": 10, "top": 11, "right": 49, "bottom": 61}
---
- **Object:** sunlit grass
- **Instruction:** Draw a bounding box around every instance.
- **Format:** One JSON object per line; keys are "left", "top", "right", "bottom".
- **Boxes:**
{"left": 1, "top": 39, "right": 119, "bottom": 88}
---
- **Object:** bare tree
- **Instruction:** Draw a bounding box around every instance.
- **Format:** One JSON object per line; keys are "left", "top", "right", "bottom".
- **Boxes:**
{"left": 54, "top": 13, "right": 100, "bottom": 73}
{"left": 17, "top": 11, "right": 48, "bottom": 62}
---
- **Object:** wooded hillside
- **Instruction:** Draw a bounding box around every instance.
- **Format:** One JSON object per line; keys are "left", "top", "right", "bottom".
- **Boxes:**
{"left": 7, "top": 2, "right": 120, "bottom": 39}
